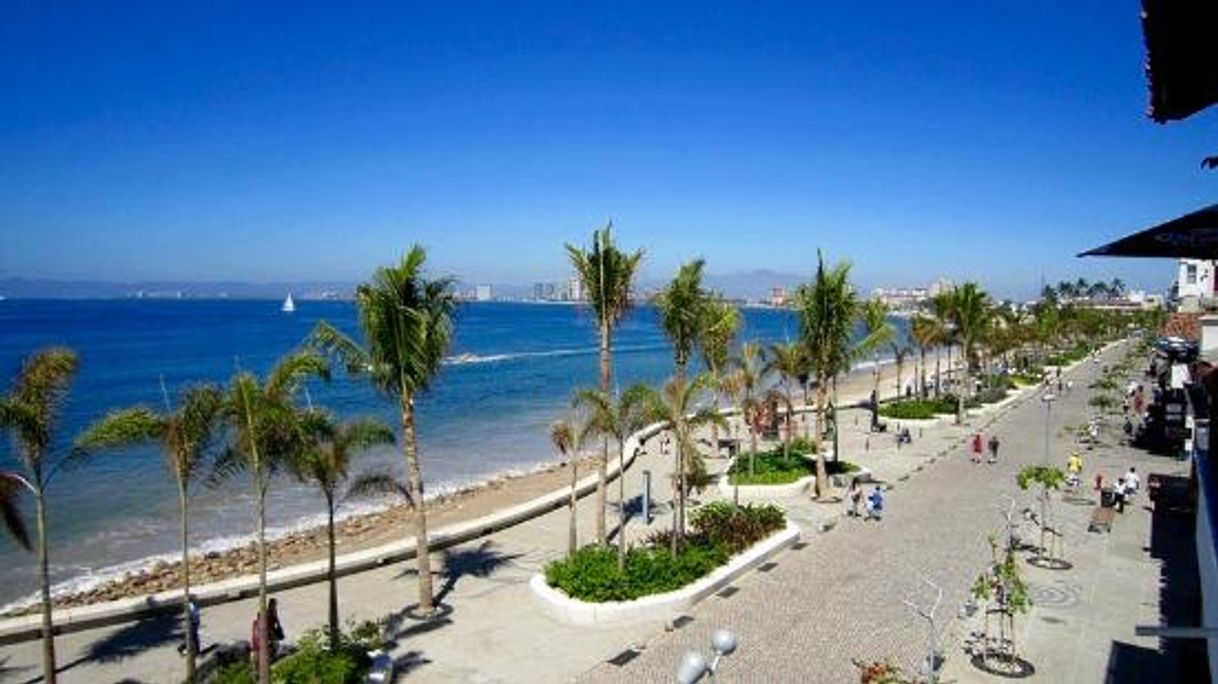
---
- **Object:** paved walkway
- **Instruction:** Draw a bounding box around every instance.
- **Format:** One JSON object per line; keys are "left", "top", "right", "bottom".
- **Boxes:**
{"left": 3, "top": 342, "right": 1187, "bottom": 683}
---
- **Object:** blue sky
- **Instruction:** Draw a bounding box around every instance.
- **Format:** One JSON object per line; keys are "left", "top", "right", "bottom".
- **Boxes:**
{"left": 0, "top": 1, "right": 1213, "bottom": 298}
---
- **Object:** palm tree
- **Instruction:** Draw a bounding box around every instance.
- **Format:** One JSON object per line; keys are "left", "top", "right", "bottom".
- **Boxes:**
{"left": 565, "top": 224, "right": 644, "bottom": 545}
{"left": 654, "top": 259, "right": 710, "bottom": 382}
{"left": 930, "top": 291, "right": 956, "bottom": 396}
{"left": 793, "top": 252, "right": 858, "bottom": 498}
{"left": 0, "top": 347, "right": 79, "bottom": 684}
{"left": 859, "top": 298, "right": 895, "bottom": 425}
{"left": 727, "top": 342, "right": 768, "bottom": 480}
{"left": 74, "top": 384, "right": 224, "bottom": 682}
{"left": 0, "top": 471, "right": 31, "bottom": 550}
{"left": 549, "top": 418, "right": 581, "bottom": 557}
{"left": 636, "top": 374, "right": 724, "bottom": 557}
{"left": 698, "top": 297, "right": 741, "bottom": 456}
{"left": 575, "top": 385, "right": 648, "bottom": 569}
{"left": 909, "top": 314, "right": 940, "bottom": 399}
{"left": 948, "top": 282, "right": 992, "bottom": 425}
{"left": 891, "top": 342, "right": 912, "bottom": 398}
{"left": 213, "top": 351, "right": 328, "bottom": 684}
{"left": 292, "top": 411, "right": 394, "bottom": 650}
{"left": 766, "top": 342, "right": 805, "bottom": 462}
{"left": 310, "top": 245, "right": 456, "bottom": 617}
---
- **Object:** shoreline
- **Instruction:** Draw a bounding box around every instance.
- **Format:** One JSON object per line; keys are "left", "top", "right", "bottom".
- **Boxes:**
{"left": 0, "top": 344, "right": 948, "bottom": 618}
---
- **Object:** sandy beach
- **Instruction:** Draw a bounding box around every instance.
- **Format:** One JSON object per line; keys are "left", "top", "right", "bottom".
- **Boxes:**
{"left": 2, "top": 347, "right": 953, "bottom": 616}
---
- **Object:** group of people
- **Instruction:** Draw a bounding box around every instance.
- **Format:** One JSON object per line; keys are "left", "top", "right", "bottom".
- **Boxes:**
{"left": 176, "top": 595, "right": 287, "bottom": 668}
{"left": 847, "top": 478, "right": 886, "bottom": 521}
{"left": 970, "top": 431, "right": 1000, "bottom": 464}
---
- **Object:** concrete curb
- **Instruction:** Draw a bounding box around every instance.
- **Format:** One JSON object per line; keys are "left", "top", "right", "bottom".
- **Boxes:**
{"left": 0, "top": 420, "right": 674, "bottom": 645}
{"left": 528, "top": 520, "right": 800, "bottom": 625}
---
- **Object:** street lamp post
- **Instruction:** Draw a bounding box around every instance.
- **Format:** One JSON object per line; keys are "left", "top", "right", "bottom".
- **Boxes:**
{"left": 1042, "top": 393, "right": 1056, "bottom": 464}
{"left": 676, "top": 629, "right": 738, "bottom": 683}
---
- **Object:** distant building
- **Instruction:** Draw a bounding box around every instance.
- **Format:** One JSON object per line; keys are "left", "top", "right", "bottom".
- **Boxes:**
{"left": 927, "top": 278, "right": 954, "bottom": 297}
{"left": 533, "top": 282, "right": 557, "bottom": 301}
{"left": 475, "top": 284, "right": 492, "bottom": 301}
{"left": 768, "top": 286, "right": 789, "bottom": 307}
{"left": 1174, "top": 259, "right": 1218, "bottom": 311}
{"left": 566, "top": 277, "right": 584, "bottom": 302}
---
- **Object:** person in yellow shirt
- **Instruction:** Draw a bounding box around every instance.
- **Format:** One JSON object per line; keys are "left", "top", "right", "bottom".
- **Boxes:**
{"left": 1066, "top": 451, "right": 1083, "bottom": 490}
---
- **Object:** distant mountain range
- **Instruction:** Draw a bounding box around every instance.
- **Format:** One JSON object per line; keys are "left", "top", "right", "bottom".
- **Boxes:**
{"left": 0, "top": 270, "right": 808, "bottom": 301}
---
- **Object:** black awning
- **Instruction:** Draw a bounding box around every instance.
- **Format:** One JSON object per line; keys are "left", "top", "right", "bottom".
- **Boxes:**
{"left": 1080, "top": 204, "right": 1218, "bottom": 258}
{"left": 1143, "top": 0, "right": 1218, "bottom": 123}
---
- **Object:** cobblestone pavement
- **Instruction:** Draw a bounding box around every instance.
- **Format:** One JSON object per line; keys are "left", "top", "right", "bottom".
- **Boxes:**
{"left": 580, "top": 344, "right": 1147, "bottom": 683}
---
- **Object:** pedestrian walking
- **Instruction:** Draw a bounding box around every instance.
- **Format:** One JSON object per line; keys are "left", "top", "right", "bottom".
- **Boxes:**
{"left": 971, "top": 432, "right": 983, "bottom": 463}
{"left": 865, "top": 485, "right": 885, "bottom": 521}
{"left": 987, "top": 435, "right": 1000, "bottom": 464}
{"left": 847, "top": 478, "right": 862, "bottom": 517}
{"left": 178, "top": 594, "right": 201, "bottom": 657}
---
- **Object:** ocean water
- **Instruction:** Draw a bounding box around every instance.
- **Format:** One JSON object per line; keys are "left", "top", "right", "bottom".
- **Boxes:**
{"left": 0, "top": 299, "right": 905, "bottom": 607}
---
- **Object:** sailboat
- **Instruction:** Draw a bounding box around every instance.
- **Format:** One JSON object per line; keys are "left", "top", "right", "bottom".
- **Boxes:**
{"left": 281, "top": 293, "right": 296, "bottom": 313}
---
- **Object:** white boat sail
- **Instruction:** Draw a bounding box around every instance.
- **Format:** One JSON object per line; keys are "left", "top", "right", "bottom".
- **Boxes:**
{"left": 282, "top": 293, "right": 296, "bottom": 313}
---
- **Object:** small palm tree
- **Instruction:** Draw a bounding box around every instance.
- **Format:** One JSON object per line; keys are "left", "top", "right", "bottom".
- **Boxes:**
{"left": 948, "top": 282, "right": 993, "bottom": 425}
{"left": 766, "top": 342, "right": 805, "bottom": 462}
{"left": 794, "top": 252, "right": 858, "bottom": 498}
{"left": 0, "top": 347, "right": 79, "bottom": 684}
{"left": 698, "top": 297, "right": 741, "bottom": 457}
{"left": 575, "top": 385, "right": 648, "bottom": 569}
{"left": 75, "top": 384, "right": 224, "bottom": 683}
{"left": 891, "top": 343, "right": 912, "bottom": 398}
{"left": 636, "top": 374, "right": 724, "bottom": 557}
{"left": 214, "top": 351, "right": 328, "bottom": 684}
{"left": 0, "top": 471, "right": 31, "bottom": 550}
{"left": 910, "top": 314, "right": 940, "bottom": 398}
{"left": 859, "top": 298, "right": 895, "bottom": 421}
{"left": 565, "top": 224, "right": 644, "bottom": 545}
{"left": 549, "top": 418, "right": 582, "bottom": 557}
{"left": 292, "top": 411, "right": 394, "bottom": 650}
{"left": 727, "top": 342, "right": 768, "bottom": 480}
{"left": 654, "top": 259, "right": 711, "bottom": 382}
{"left": 930, "top": 291, "right": 957, "bottom": 395}
{"left": 310, "top": 245, "right": 456, "bottom": 617}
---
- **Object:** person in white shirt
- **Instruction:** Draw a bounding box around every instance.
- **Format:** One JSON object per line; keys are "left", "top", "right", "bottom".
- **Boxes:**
{"left": 1124, "top": 467, "right": 1140, "bottom": 495}
{"left": 1113, "top": 477, "right": 1127, "bottom": 513}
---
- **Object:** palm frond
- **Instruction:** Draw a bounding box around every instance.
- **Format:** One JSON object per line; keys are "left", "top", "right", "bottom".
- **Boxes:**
{"left": 308, "top": 321, "right": 371, "bottom": 376}
{"left": 75, "top": 407, "right": 165, "bottom": 451}
{"left": 346, "top": 471, "right": 411, "bottom": 505}
{"left": 340, "top": 417, "right": 396, "bottom": 452}
{"left": 0, "top": 472, "right": 31, "bottom": 550}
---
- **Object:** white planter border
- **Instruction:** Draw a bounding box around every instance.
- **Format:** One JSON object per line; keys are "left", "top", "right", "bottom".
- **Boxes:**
{"left": 530, "top": 520, "right": 800, "bottom": 625}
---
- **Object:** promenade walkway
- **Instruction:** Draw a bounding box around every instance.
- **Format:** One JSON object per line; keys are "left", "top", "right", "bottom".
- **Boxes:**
{"left": 1, "top": 341, "right": 1188, "bottom": 683}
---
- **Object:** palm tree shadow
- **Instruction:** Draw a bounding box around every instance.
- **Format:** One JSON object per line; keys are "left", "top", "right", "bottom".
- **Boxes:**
{"left": 390, "top": 650, "right": 430, "bottom": 682}
{"left": 434, "top": 541, "right": 523, "bottom": 604}
{"left": 17, "top": 611, "right": 181, "bottom": 683}
{"left": 0, "top": 656, "right": 33, "bottom": 683}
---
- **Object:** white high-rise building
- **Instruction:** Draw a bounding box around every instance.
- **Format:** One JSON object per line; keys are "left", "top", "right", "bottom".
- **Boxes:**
{"left": 475, "top": 284, "right": 492, "bottom": 301}
{"left": 566, "top": 277, "right": 584, "bottom": 301}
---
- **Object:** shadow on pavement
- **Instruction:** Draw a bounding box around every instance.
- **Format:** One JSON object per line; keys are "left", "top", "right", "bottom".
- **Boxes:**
{"left": 18, "top": 611, "right": 181, "bottom": 684}
{"left": 391, "top": 650, "right": 430, "bottom": 683}
{"left": 1105, "top": 481, "right": 1208, "bottom": 683}
{"left": 0, "top": 656, "right": 33, "bottom": 683}
{"left": 434, "top": 541, "right": 523, "bottom": 604}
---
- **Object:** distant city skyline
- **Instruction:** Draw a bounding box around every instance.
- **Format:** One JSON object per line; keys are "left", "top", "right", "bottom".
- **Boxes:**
{"left": 0, "top": 3, "right": 1200, "bottom": 299}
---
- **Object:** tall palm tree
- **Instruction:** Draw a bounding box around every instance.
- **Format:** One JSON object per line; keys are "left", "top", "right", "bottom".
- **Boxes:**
{"left": 947, "top": 282, "right": 992, "bottom": 425}
{"left": 698, "top": 297, "right": 741, "bottom": 456}
{"left": 859, "top": 298, "right": 896, "bottom": 420}
{"left": 310, "top": 245, "right": 456, "bottom": 617}
{"left": 636, "top": 374, "right": 724, "bottom": 557}
{"left": 575, "top": 385, "right": 648, "bottom": 569}
{"left": 292, "top": 411, "right": 394, "bottom": 650}
{"left": 794, "top": 252, "right": 858, "bottom": 498}
{"left": 565, "top": 224, "right": 644, "bottom": 545}
{"left": 549, "top": 418, "right": 581, "bottom": 557}
{"left": 0, "top": 471, "right": 31, "bottom": 550}
{"left": 654, "top": 259, "right": 710, "bottom": 382}
{"left": 727, "top": 342, "right": 768, "bottom": 480}
{"left": 74, "top": 384, "right": 224, "bottom": 683}
{"left": 930, "top": 291, "right": 956, "bottom": 396}
{"left": 910, "top": 314, "right": 940, "bottom": 399}
{"left": 766, "top": 342, "right": 805, "bottom": 462}
{"left": 890, "top": 342, "right": 912, "bottom": 397}
{"left": 0, "top": 347, "right": 79, "bottom": 684}
{"left": 213, "top": 351, "right": 328, "bottom": 684}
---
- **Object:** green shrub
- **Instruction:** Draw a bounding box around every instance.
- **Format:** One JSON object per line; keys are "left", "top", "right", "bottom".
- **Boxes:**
{"left": 209, "top": 662, "right": 255, "bottom": 684}
{"left": 272, "top": 627, "right": 371, "bottom": 684}
{"left": 879, "top": 396, "right": 958, "bottom": 419}
{"left": 690, "top": 502, "right": 786, "bottom": 553}
{"left": 726, "top": 448, "right": 854, "bottom": 485}
{"left": 976, "top": 386, "right": 1008, "bottom": 404}
{"left": 788, "top": 436, "right": 819, "bottom": 455}
{"left": 544, "top": 504, "right": 786, "bottom": 602}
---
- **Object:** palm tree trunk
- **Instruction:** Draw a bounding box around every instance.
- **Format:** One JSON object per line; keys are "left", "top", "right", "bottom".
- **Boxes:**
{"left": 256, "top": 479, "right": 270, "bottom": 684}
{"left": 36, "top": 489, "right": 56, "bottom": 684}
{"left": 920, "top": 348, "right": 927, "bottom": 398}
{"left": 671, "top": 436, "right": 680, "bottom": 558}
{"left": 801, "top": 383, "right": 811, "bottom": 440}
{"left": 180, "top": 486, "right": 196, "bottom": 684}
{"left": 596, "top": 323, "right": 611, "bottom": 545}
{"left": 617, "top": 442, "right": 627, "bottom": 570}
{"left": 568, "top": 458, "right": 578, "bottom": 556}
{"left": 813, "top": 383, "right": 829, "bottom": 498}
{"left": 326, "top": 494, "right": 339, "bottom": 651}
{"left": 956, "top": 342, "right": 968, "bottom": 425}
{"left": 934, "top": 349, "right": 942, "bottom": 398}
{"left": 403, "top": 395, "right": 434, "bottom": 614}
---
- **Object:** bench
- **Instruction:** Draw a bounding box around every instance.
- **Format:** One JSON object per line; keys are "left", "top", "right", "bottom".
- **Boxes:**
{"left": 1088, "top": 506, "right": 1116, "bottom": 533}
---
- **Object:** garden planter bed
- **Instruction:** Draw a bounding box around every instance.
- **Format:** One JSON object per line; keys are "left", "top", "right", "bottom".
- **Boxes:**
{"left": 713, "top": 452, "right": 866, "bottom": 500}
{"left": 529, "top": 520, "right": 799, "bottom": 625}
